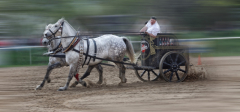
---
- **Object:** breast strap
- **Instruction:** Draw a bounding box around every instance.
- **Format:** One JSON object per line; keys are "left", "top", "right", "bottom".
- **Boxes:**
{"left": 62, "top": 36, "right": 80, "bottom": 53}
{"left": 82, "top": 38, "right": 97, "bottom": 67}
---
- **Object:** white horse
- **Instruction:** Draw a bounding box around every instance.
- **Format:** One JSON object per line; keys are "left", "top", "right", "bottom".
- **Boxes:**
{"left": 36, "top": 24, "right": 103, "bottom": 90}
{"left": 43, "top": 18, "right": 135, "bottom": 91}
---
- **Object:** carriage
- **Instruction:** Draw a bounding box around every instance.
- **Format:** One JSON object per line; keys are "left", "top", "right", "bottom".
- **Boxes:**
{"left": 128, "top": 33, "right": 189, "bottom": 82}
{"left": 39, "top": 19, "right": 189, "bottom": 91}
{"left": 46, "top": 33, "right": 189, "bottom": 83}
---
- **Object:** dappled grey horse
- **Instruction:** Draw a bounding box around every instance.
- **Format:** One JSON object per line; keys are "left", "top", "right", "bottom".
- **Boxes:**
{"left": 36, "top": 24, "right": 103, "bottom": 90}
{"left": 44, "top": 18, "right": 135, "bottom": 91}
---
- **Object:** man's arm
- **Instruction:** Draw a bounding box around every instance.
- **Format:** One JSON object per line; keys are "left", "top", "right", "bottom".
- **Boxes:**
{"left": 146, "top": 31, "right": 157, "bottom": 38}
{"left": 140, "top": 26, "right": 148, "bottom": 32}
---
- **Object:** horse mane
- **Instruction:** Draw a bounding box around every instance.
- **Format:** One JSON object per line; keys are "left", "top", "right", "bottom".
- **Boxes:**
{"left": 63, "top": 20, "right": 77, "bottom": 34}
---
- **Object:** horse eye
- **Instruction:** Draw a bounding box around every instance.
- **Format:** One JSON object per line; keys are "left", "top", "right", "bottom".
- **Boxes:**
{"left": 55, "top": 25, "right": 58, "bottom": 27}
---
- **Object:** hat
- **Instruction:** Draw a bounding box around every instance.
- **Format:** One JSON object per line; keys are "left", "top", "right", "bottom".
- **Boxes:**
{"left": 151, "top": 16, "right": 157, "bottom": 20}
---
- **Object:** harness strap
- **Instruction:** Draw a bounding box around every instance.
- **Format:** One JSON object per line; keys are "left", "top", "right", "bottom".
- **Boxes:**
{"left": 48, "top": 54, "right": 66, "bottom": 58}
{"left": 86, "top": 39, "right": 93, "bottom": 65}
{"left": 51, "top": 42, "right": 61, "bottom": 52}
{"left": 92, "top": 39, "right": 97, "bottom": 62}
{"left": 62, "top": 37, "right": 79, "bottom": 53}
{"left": 53, "top": 45, "right": 62, "bottom": 54}
{"left": 72, "top": 48, "right": 135, "bottom": 66}
{"left": 85, "top": 39, "right": 94, "bottom": 65}
{"left": 50, "top": 42, "right": 63, "bottom": 55}
{"left": 86, "top": 57, "right": 92, "bottom": 65}
{"left": 82, "top": 38, "right": 89, "bottom": 67}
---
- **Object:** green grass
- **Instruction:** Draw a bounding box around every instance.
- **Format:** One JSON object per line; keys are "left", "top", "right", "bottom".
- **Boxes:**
{"left": 0, "top": 47, "right": 49, "bottom": 68}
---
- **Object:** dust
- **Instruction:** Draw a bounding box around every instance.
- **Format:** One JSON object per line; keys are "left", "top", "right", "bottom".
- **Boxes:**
{"left": 83, "top": 78, "right": 107, "bottom": 88}
{"left": 185, "top": 63, "right": 208, "bottom": 81}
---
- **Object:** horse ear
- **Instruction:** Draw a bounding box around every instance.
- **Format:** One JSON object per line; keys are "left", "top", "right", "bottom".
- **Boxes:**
{"left": 57, "top": 17, "right": 65, "bottom": 24}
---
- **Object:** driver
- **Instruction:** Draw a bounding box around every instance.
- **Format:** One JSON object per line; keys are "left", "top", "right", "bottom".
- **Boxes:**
{"left": 140, "top": 16, "right": 161, "bottom": 38}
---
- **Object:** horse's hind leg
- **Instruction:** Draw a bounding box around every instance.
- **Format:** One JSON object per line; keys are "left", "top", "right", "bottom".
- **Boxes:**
{"left": 115, "top": 63, "right": 127, "bottom": 84}
{"left": 96, "top": 64, "right": 103, "bottom": 84}
{"left": 36, "top": 63, "right": 62, "bottom": 90}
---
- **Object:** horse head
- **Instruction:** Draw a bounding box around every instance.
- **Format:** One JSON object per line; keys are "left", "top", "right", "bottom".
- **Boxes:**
{"left": 43, "top": 18, "right": 64, "bottom": 40}
{"left": 42, "top": 24, "right": 61, "bottom": 48}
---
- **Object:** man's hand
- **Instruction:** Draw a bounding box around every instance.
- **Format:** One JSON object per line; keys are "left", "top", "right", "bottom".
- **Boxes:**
{"left": 146, "top": 32, "right": 157, "bottom": 38}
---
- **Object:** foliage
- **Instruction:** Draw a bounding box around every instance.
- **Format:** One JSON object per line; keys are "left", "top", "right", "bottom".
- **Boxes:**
{"left": 0, "top": 0, "right": 240, "bottom": 37}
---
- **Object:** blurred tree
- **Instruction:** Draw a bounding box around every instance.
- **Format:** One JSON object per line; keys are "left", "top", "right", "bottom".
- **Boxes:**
{"left": 0, "top": 0, "right": 240, "bottom": 37}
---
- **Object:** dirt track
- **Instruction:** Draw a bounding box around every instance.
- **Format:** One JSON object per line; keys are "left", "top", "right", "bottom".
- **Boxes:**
{"left": 1, "top": 57, "right": 240, "bottom": 112}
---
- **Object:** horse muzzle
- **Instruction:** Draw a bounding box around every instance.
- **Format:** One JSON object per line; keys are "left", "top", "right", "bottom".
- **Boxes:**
{"left": 45, "top": 32, "right": 52, "bottom": 38}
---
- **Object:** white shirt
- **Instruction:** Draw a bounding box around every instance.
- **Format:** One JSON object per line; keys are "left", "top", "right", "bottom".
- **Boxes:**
{"left": 145, "top": 20, "right": 161, "bottom": 36}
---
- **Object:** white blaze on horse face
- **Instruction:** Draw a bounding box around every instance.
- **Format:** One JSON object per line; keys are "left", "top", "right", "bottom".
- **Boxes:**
{"left": 44, "top": 19, "right": 63, "bottom": 38}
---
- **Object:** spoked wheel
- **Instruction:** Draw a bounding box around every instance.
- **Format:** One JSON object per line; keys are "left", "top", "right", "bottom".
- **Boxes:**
{"left": 134, "top": 55, "right": 159, "bottom": 82}
{"left": 159, "top": 51, "right": 189, "bottom": 82}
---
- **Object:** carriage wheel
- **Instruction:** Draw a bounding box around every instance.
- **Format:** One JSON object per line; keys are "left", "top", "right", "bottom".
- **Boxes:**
{"left": 134, "top": 55, "right": 159, "bottom": 82}
{"left": 159, "top": 51, "right": 189, "bottom": 82}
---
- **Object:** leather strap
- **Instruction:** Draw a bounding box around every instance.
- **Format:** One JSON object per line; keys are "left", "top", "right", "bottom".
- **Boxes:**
{"left": 82, "top": 38, "right": 89, "bottom": 67}
{"left": 62, "top": 37, "right": 79, "bottom": 53}
{"left": 92, "top": 39, "right": 97, "bottom": 62}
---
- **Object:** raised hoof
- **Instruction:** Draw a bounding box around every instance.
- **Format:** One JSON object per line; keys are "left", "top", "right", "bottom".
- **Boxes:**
{"left": 47, "top": 79, "right": 51, "bottom": 83}
{"left": 35, "top": 85, "right": 42, "bottom": 90}
{"left": 58, "top": 87, "right": 67, "bottom": 91}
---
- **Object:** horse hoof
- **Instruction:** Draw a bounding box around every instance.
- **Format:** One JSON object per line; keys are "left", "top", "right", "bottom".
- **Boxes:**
{"left": 58, "top": 87, "right": 66, "bottom": 91}
{"left": 96, "top": 81, "right": 103, "bottom": 85}
{"left": 35, "top": 85, "right": 42, "bottom": 90}
{"left": 118, "top": 83, "right": 123, "bottom": 86}
{"left": 121, "top": 78, "right": 127, "bottom": 83}
{"left": 124, "top": 78, "right": 127, "bottom": 83}
{"left": 82, "top": 82, "right": 87, "bottom": 87}
{"left": 47, "top": 79, "right": 51, "bottom": 83}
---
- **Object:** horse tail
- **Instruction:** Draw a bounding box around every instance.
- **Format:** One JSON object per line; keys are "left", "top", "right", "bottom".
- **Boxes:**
{"left": 122, "top": 37, "right": 135, "bottom": 63}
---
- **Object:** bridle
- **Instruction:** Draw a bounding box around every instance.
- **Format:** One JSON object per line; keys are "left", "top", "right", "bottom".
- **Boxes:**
{"left": 45, "top": 22, "right": 64, "bottom": 42}
{"left": 43, "top": 22, "right": 64, "bottom": 54}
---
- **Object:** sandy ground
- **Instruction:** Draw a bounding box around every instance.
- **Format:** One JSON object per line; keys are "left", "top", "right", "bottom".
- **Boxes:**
{"left": 1, "top": 56, "right": 240, "bottom": 112}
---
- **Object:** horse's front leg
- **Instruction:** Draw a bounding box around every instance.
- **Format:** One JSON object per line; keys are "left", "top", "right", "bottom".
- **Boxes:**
{"left": 70, "top": 64, "right": 103, "bottom": 87}
{"left": 36, "top": 63, "right": 62, "bottom": 90}
{"left": 58, "top": 64, "right": 77, "bottom": 91}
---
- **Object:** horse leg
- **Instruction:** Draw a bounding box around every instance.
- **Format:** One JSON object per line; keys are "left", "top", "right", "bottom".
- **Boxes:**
{"left": 115, "top": 63, "right": 127, "bottom": 84}
{"left": 70, "top": 64, "right": 103, "bottom": 87}
{"left": 58, "top": 64, "right": 77, "bottom": 91}
{"left": 79, "top": 65, "right": 96, "bottom": 87}
{"left": 96, "top": 64, "right": 103, "bottom": 84}
{"left": 36, "top": 63, "right": 62, "bottom": 90}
